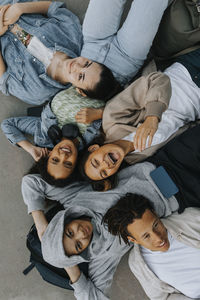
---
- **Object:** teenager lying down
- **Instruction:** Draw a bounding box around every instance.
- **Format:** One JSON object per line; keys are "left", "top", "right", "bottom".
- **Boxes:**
{"left": 29, "top": 204, "right": 130, "bottom": 300}
{"left": 1, "top": 87, "right": 104, "bottom": 186}
{"left": 80, "top": 49, "right": 200, "bottom": 187}
{"left": 23, "top": 125, "right": 200, "bottom": 299}
{"left": 104, "top": 193, "right": 200, "bottom": 300}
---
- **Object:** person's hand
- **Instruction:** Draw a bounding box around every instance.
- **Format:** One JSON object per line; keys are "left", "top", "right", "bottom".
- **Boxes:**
{"left": 134, "top": 116, "right": 159, "bottom": 152}
{"left": 0, "top": 5, "right": 10, "bottom": 36}
{"left": 2, "top": 3, "right": 22, "bottom": 26}
{"left": 29, "top": 146, "right": 49, "bottom": 162}
{"left": 75, "top": 107, "right": 104, "bottom": 124}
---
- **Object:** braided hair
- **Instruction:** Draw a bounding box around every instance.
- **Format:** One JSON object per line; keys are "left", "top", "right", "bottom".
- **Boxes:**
{"left": 103, "top": 193, "right": 154, "bottom": 244}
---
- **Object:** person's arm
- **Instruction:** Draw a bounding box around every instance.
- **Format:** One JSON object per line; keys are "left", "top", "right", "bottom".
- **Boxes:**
{"left": 1, "top": 116, "right": 48, "bottom": 161}
{"left": 21, "top": 174, "right": 78, "bottom": 214}
{"left": 21, "top": 175, "right": 48, "bottom": 215}
{"left": 32, "top": 210, "right": 48, "bottom": 241}
{"left": 2, "top": 1, "right": 51, "bottom": 26}
{"left": 75, "top": 107, "right": 104, "bottom": 124}
{"left": 103, "top": 72, "right": 171, "bottom": 146}
{"left": 69, "top": 245, "right": 129, "bottom": 300}
{"left": 0, "top": 5, "right": 9, "bottom": 77}
{"left": 133, "top": 116, "right": 159, "bottom": 152}
{"left": 64, "top": 265, "right": 81, "bottom": 284}
{"left": 17, "top": 140, "right": 48, "bottom": 161}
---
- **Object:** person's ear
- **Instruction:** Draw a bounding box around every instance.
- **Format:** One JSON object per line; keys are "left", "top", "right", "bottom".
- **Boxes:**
{"left": 76, "top": 87, "right": 87, "bottom": 97}
{"left": 128, "top": 236, "right": 138, "bottom": 244}
{"left": 88, "top": 144, "right": 100, "bottom": 153}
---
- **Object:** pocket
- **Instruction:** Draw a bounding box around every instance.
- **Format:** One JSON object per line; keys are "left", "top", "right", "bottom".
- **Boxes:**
{"left": 5, "top": 44, "right": 24, "bottom": 82}
{"left": 36, "top": 17, "right": 59, "bottom": 27}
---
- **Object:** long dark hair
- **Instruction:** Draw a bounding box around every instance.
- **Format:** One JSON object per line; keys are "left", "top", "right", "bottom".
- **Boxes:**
{"left": 28, "top": 155, "right": 79, "bottom": 187}
{"left": 27, "top": 124, "right": 82, "bottom": 187}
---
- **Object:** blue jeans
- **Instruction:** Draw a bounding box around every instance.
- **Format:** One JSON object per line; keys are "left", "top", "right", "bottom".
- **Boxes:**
{"left": 81, "top": 0, "right": 170, "bottom": 85}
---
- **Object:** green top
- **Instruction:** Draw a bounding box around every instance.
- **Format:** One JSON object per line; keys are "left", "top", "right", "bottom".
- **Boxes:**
{"left": 51, "top": 87, "right": 104, "bottom": 134}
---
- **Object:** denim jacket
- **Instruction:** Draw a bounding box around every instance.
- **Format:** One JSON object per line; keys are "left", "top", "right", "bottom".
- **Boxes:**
{"left": 1, "top": 102, "right": 102, "bottom": 150}
{"left": 0, "top": 0, "right": 83, "bottom": 104}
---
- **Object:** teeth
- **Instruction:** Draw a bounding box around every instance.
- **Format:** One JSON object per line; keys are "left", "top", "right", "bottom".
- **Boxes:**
{"left": 60, "top": 147, "right": 70, "bottom": 153}
{"left": 160, "top": 241, "right": 165, "bottom": 246}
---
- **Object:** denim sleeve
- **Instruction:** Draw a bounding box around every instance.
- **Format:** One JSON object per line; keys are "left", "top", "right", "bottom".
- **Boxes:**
{"left": 1, "top": 116, "right": 39, "bottom": 146}
{"left": 47, "top": 1, "right": 73, "bottom": 21}
{"left": 0, "top": 69, "right": 11, "bottom": 96}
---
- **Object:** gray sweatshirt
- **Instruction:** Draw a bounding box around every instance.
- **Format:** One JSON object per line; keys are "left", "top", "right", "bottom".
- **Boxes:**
{"left": 22, "top": 162, "right": 179, "bottom": 218}
{"left": 42, "top": 205, "right": 129, "bottom": 300}
{"left": 22, "top": 162, "right": 179, "bottom": 300}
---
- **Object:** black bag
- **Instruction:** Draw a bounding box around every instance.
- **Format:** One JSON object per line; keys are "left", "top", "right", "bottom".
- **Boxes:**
{"left": 23, "top": 204, "right": 88, "bottom": 290}
{"left": 153, "top": 0, "right": 200, "bottom": 59}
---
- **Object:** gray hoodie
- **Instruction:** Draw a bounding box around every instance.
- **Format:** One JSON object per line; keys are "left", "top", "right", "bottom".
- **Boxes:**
{"left": 22, "top": 162, "right": 179, "bottom": 299}
{"left": 42, "top": 205, "right": 129, "bottom": 300}
{"left": 22, "top": 162, "right": 179, "bottom": 218}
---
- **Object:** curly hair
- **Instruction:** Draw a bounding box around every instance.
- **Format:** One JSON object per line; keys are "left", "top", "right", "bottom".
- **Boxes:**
{"left": 103, "top": 193, "right": 154, "bottom": 244}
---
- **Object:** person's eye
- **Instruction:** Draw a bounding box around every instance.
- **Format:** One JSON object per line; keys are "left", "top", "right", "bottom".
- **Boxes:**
{"left": 94, "top": 159, "right": 100, "bottom": 166}
{"left": 84, "top": 61, "right": 89, "bottom": 67}
{"left": 77, "top": 241, "right": 82, "bottom": 251}
{"left": 64, "top": 161, "right": 73, "bottom": 168}
{"left": 68, "top": 229, "right": 73, "bottom": 237}
{"left": 52, "top": 157, "right": 59, "bottom": 162}
{"left": 79, "top": 73, "right": 83, "bottom": 80}
{"left": 144, "top": 234, "right": 150, "bottom": 239}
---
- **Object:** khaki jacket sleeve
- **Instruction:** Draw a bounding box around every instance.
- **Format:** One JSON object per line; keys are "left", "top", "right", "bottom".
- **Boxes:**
{"left": 143, "top": 72, "right": 171, "bottom": 120}
{"left": 103, "top": 72, "right": 171, "bottom": 142}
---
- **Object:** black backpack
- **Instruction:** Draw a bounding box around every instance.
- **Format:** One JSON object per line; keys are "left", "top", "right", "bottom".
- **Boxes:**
{"left": 23, "top": 204, "right": 88, "bottom": 290}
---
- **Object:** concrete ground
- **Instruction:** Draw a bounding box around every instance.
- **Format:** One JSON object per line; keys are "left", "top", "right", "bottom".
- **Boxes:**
{"left": 0, "top": 1, "right": 148, "bottom": 299}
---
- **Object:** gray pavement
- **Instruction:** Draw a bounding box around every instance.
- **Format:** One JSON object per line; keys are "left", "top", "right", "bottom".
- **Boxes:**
{"left": 0, "top": 1, "right": 148, "bottom": 299}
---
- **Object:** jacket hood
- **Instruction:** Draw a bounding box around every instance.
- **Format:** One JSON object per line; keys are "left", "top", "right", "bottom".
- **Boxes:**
{"left": 41, "top": 205, "right": 120, "bottom": 268}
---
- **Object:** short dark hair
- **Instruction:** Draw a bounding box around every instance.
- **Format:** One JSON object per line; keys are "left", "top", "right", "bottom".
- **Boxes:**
{"left": 81, "top": 63, "right": 123, "bottom": 101}
{"left": 28, "top": 156, "right": 78, "bottom": 187}
{"left": 103, "top": 193, "right": 154, "bottom": 244}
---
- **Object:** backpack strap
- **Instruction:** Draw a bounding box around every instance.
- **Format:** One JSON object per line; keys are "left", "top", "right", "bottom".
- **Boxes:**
{"left": 23, "top": 262, "right": 35, "bottom": 275}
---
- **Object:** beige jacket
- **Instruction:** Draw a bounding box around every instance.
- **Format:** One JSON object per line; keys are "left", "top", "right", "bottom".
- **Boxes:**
{"left": 128, "top": 207, "right": 200, "bottom": 300}
{"left": 103, "top": 71, "right": 190, "bottom": 165}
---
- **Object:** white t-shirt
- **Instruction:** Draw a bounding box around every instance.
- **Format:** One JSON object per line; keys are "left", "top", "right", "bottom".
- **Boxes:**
{"left": 28, "top": 36, "right": 54, "bottom": 68}
{"left": 141, "top": 232, "right": 200, "bottom": 299}
{"left": 123, "top": 63, "right": 200, "bottom": 151}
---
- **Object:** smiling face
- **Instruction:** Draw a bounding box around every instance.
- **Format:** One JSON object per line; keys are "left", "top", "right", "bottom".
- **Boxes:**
{"left": 65, "top": 57, "right": 102, "bottom": 94}
{"left": 47, "top": 138, "right": 78, "bottom": 180}
{"left": 84, "top": 144, "right": 125, "bottom": 181}
{"left": 127, "top": 209, "right": 170, "bottom": 252}
{"left": 63, "top": 218, "right": 93, "bottom": 256}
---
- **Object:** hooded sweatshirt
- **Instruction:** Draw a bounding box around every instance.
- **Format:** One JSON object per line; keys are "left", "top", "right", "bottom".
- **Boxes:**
{"left": 22, "top": 162, "right": 179, "bottom": 218}
{"left": 42, "top": 205, "right": 129, "bottom": 300}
